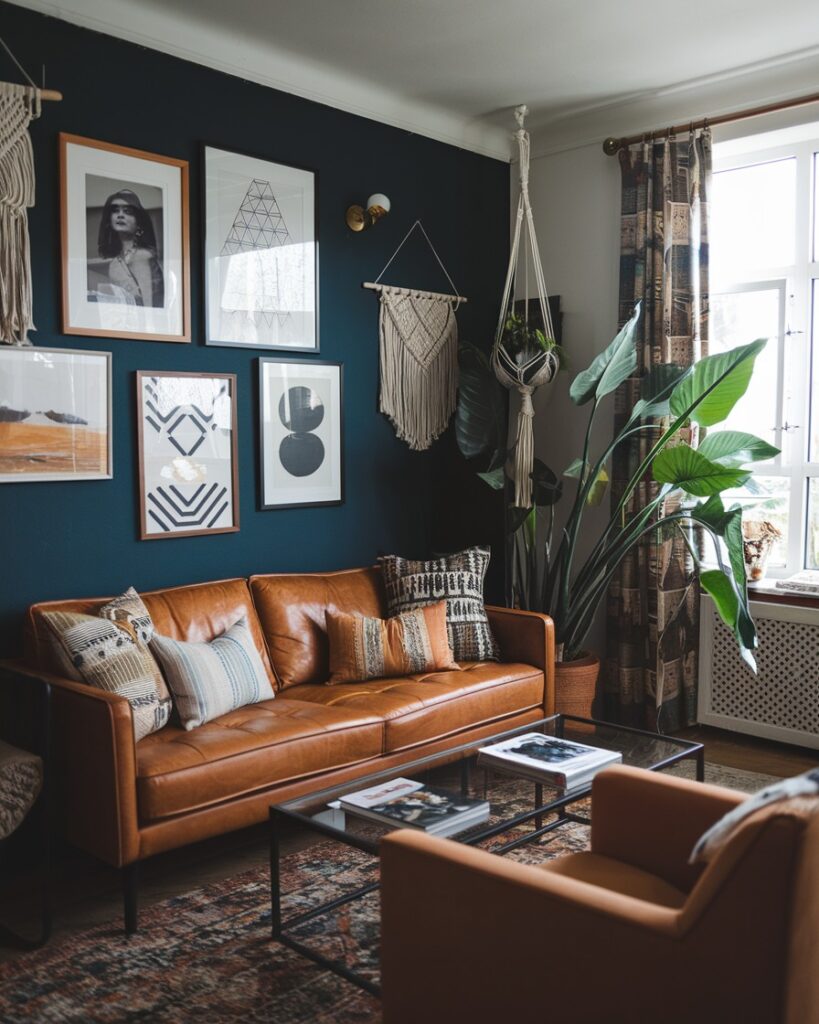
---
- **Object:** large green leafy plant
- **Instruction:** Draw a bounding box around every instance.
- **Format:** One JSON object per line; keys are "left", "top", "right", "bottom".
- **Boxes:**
{"left": 456, "top": 304, "right": 776, "bottom": 669}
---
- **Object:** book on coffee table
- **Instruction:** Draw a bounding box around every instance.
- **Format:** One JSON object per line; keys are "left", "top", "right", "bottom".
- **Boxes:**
{"left": 339, "top": 777, "right": 490, "bottom": 837}
{"left": 478, "top": 733, "right": 621, "bottom": 791}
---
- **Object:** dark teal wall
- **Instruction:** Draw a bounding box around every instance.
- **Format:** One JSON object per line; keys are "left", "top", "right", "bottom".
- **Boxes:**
{"left": 0, "top": 2, "right": 509, "bottom": 657}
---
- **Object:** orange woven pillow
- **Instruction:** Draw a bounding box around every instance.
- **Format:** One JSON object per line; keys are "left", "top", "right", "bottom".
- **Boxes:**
{"left": 326, "top": 601, "right": 460, "bottom": 685}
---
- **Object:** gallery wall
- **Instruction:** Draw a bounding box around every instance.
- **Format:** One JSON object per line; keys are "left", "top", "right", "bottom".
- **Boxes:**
{"left": 0, "top": 0, "right": 509, "bottom": 656}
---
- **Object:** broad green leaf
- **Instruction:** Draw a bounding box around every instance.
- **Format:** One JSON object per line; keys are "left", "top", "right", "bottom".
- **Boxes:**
{"left": 652, "top": 445, "right": 751, "bottom": 496}
{"left": 455, "top": 342, "right": 506, "bottom": 459}
{"left": 700, "top": 568, "right": 757, "bottom": 671}
{"left": 563, "top": 459, "right": 609, "bottom": 506}
{"left": 629, "top": 364, "right": 692, "bottom": 423}
{"left": 570, "top": 303, "right": 641, "bottom": 406}
{"left": 724, "top": 508, "right": 758, "bottom": 651}
{"left": 691, "top": 494, "right": 729, "bottom": 531}
{"left": 669, "top": 339, "right": 767, "bottom": 427}
{"left": 532, "top": 459, "right": 563, "bottom": 507}
{"left": 698, "top": 431, "right": 779, "bottom": 465}
{"left": 477, "top": 467, "right": 505, "bottom": 490}
{"left": 507, "top": 505, "right": 531, "bottom": 534}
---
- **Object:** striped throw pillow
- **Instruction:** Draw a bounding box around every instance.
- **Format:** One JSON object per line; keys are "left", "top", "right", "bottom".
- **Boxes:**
{"left": 41, "top": 611, "right": 172, "bottom": 742}
{"left": 379, "top": 547, "right": 500, "bottom": 662}
{"left": 150, "top": 616, "right": 275, "bottom": 731}
{"left": 326, "top": 601, "right": 459, "bottom": 685}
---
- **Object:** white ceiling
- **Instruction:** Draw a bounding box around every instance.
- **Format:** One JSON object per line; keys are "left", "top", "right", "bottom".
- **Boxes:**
{"left": 11, "top": 0, "right": 819, "bottom": 158}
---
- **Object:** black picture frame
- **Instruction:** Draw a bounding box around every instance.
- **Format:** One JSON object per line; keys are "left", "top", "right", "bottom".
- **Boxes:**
{"left": 203, "top": 143, "right": 319, "bottom": 353}
{"left": 258, "top": 357, "right": 343, "bottom": 509}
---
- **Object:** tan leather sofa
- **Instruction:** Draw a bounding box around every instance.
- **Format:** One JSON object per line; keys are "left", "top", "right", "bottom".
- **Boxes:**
{"left": 380, "top": 764, "right": 819, "bottom": 1024}
{"left": 10, "top": 567, "right": 554, "bottom": 930}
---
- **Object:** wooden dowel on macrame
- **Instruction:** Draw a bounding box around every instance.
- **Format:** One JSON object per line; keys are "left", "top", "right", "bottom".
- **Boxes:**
{"left": 39, "top": 89, "right": 62, "bottom": 101}
{"left": 362, "top": 281, "right": 468, "bottom": 305}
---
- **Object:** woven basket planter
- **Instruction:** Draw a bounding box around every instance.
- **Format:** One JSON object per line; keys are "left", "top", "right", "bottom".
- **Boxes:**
{"left": 554, "top": 652, "right": 600, "bottom": 719}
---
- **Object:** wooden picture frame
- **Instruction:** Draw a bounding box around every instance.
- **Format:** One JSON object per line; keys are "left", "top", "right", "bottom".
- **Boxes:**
{"left": 259, "top": 358, "right": 343, "bottom": 509}
{"left": 136, "top": 371, "right": 239, "bottom": 540}
{"left": 60, "top": 133, "right": 191, "bottom": 343}
{"left": 0, "top": 347, "right": 112, "bottom": 483}
{"left": 203, "top": 144, "right": 319, "bottom": 352}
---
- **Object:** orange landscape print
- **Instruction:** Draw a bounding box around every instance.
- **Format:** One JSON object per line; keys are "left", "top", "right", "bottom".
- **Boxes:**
{"left": 0, "top": 348, "right": 110, "bottom": 482}
{"left": 0, "top": 419, "right": 107, "bottom": 475}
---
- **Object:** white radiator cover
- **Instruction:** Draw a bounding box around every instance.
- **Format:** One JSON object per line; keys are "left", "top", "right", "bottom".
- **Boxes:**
{"left": 698, "top": 595, "right": 819, "bottom": 749}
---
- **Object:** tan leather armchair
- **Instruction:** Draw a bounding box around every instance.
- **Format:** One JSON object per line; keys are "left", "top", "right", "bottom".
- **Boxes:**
{"left": 380, "top": 765, "right": 819, "bottom": 1024}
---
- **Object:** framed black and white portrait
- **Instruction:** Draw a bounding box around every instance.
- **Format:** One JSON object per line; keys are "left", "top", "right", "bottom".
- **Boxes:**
{"left": 204, "top": 145, "right": 318, "bottom": 352}
{"left": 60, "top": 134, "right": 190, "bottom": 343}
{"left": 259, "top": 359, "right": 342, "bottom": 509}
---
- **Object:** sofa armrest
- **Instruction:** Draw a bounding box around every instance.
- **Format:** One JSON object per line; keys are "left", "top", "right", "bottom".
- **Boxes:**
{"left": 380, "top": 829, "right": 680, "bottom": 1024}
{"left": 485, "top": 606, "right": 554, "bottom": 712}
{"left": 0, "top": 661, "right": 139, "bottom": 867}
{"left": 590, "top": 765, "right": 746, "bottom": 892}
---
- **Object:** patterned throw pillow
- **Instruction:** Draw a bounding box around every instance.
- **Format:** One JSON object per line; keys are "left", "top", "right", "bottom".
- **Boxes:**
{"left": 150, "top": 616, "right": 275, "bottom": 731}
{"left": 326, "top": 601, "right": 460, "bottom": 685}
{"left": 99, "top": 587, "right": 173, "bottom": 720}
{"left": 379, "top": 547, "right": 500, "bottom": 662}
{"left": 41, "top": 611, "right": 172, "bottom": 742}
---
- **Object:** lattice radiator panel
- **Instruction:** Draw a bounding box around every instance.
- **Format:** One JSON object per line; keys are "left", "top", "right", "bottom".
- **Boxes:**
{"left": 698, "top": 595, "right": 819, "bottom": 748}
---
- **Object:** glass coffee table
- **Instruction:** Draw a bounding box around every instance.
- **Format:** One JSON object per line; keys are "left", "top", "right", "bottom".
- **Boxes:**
{"left": 269, "top": 714, "right": 704, "bottom": 994}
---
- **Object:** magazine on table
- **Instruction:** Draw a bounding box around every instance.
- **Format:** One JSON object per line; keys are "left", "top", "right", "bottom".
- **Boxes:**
{"left": 339, "top": 777, "right": 490, "bottom": 837}
{"left": 477, "top": 733, "right": 621, "bottom": 790}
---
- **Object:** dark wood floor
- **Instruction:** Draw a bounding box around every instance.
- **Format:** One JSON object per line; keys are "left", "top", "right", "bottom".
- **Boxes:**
{"left": 1, "top": 725, "right": 817, "bottom": 963}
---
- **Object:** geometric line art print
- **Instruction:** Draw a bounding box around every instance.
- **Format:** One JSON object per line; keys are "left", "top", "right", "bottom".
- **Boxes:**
{"left": 147, "top": 483, "right": 228, "bottom": 530}
{"left": 221, "top": 179, "right": 291, "bottom": 255}
{"left": 137, "top": 371, "right": 239, "bottom": 541}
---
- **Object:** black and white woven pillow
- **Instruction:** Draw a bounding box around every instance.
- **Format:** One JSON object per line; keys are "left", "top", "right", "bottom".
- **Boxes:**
{"left": 379, "top": 546, "right": 499, "bottom": 663}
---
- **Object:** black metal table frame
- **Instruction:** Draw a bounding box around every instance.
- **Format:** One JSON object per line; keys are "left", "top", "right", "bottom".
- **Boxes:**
{"left": 269, "top": 714, "right": 705, "bottom": 996}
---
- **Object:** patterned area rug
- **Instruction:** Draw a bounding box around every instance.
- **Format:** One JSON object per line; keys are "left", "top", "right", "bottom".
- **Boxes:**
{"left": 0, "top": 763, "right": 776, "bottom": 1023}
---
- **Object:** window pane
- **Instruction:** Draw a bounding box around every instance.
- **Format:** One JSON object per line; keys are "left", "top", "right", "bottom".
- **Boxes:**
{"left": 808, "top": 479, "right": 819, "bottom": 569}
{"left": 814, "top": 153, "right": 819, "bottom": 262}
{"left": 710, "top": 288, "right": 780, "bottom": 443}
{"left": 711, "top": 159, "right": 796, "bottom": 280}
{"left": 721, "top": 476, "right": 790, "bottom": 570}
{"left": 812, "top": 279, "right": 819, "bottom": 462}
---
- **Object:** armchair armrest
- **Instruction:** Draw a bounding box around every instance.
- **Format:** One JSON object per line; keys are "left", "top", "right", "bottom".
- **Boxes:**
{"left": 591, "top": 765, "right": 746, "bottom": 892}
{"left": 485, "top": 606, "right": 554, "bottom": 712}
{"left": 0, "top": 661, "right": 139, "bottom": 867}
{"left": 380, "top": 829, "right": 680, "bottom": 1024}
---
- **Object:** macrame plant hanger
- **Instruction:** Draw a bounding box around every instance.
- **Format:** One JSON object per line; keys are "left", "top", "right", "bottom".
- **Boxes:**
{"left": 492, "top": 104, "right": 558, "bottom": 508}
{"left": 363, "top": 220, "right": 467, "bottom": 451}
{"left": 0, "top": 34, "right": 62, "bottom": 346}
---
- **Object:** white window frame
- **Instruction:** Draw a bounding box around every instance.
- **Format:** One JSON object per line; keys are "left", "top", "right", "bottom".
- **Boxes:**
{"left": 712, "top": 135, "right": 819, "bottom": 576}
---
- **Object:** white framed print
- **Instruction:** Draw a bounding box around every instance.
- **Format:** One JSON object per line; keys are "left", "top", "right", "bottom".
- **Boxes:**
{"left": 0, "top": 346, "right": 112, "bottom": 483}
{"left": 136, "top": 371, "right": 239, "bottom": 540}
{"left": 259, "top": 359, "right": 343, "bottom": 509}
{"left": 204, "top": 145, "right": 318, "bottom": 352}
{"left": 60, "top": 134, "right": 190, "bottom": 343}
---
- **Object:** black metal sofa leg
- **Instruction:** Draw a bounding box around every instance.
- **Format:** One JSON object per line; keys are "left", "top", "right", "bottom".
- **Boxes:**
{"left": 123, "top": 862, "right": 139, "bottom": 935}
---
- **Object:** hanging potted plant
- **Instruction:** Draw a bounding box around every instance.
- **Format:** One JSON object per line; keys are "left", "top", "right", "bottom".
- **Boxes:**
{"left": 457, "top": 302, "right": 776, "bottom": 715}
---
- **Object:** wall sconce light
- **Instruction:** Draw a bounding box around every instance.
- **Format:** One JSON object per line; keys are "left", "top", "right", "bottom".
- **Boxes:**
{"left": 346, "top": 193, "right": 391, "bottom": 232}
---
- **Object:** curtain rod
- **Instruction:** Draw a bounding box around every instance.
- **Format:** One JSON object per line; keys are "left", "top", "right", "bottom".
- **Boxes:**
{"left": 602, "top": 90, "right": 819, "bottom": 155}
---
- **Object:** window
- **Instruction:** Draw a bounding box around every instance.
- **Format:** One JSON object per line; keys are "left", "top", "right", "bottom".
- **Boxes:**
{"left": 711, "top": 125, "right": 819, "bottom": 576}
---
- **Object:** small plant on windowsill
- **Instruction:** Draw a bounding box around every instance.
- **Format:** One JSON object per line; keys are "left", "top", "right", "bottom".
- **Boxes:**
{"left": 457, "top": 303, "right": 777, "bottom": 712}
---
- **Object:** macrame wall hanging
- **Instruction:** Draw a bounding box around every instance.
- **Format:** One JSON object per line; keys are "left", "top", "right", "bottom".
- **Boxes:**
{"left": 492, "top": 105, "right": 559, "bottom": 508}
{"left": 364, "top": 220, "right": 467, "bottom": 451}
{"left": 0, "top": 35, "right": 62, "bottom": 346}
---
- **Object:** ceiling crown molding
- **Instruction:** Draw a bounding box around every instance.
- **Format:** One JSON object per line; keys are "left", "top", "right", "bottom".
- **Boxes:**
{"left": 529, "top": 45, "right": 819, "bottom": 159}
{"left": 7, "top": 0, "right": 514, "bottom": 161}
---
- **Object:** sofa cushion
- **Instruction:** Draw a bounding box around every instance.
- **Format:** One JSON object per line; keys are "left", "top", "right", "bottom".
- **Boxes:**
{"left": 151, "top": 616, "right": 276, "bottom": 730}
{"left": 327, "top": 601, "right": 458, "bottom": 685}
{"left": 249, "top": 568, "right": 386, "bottom": 689}
{"left": 286, "top": 662, "right": 543, "bottom": 754}
{"left": 135, "top": 698, "right": 384, "bottom": 820}
{"left": 25, "top": 578, "right": 275, "bottom": 687}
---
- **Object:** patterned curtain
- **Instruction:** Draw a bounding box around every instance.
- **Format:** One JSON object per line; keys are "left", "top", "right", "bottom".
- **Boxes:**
{"left": 604, "top": 129, "right": 711, "bottom": 732}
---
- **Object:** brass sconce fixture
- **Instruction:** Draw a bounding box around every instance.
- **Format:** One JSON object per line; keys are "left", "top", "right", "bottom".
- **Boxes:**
{"left": 346, "top": 193, "right": 391, "bottom": 232}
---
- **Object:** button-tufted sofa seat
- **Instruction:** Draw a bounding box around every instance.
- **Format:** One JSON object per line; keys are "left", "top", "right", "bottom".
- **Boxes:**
{"left": 11, "top": 566, "right": 554, "bottom": 929}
